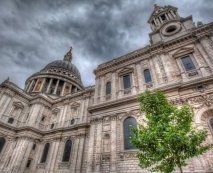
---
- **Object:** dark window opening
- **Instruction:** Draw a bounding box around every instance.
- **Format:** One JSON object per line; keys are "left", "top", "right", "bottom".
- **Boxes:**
{"left": 8, "top": 118, "right": 14, "bottom": 124}
{"left": 144, "top": 69, "right": 152, "bottom": 83}
{"left": 71, "top": 86, "right": 76, "bottom": 93}
{"left": 70, "top": 119, "right": 75, "bottom": 125}
{"left": 50, "top": 79, "right": 57, "bottom": 94}
{"left": 40, "top": 143, "right": 50, "bottom": 163}
{"left": 123, "top": 74, "right": 131, "bottom": 89}
{"left": 50, "top": 123, "right": 54, "bottom": 129}
{"left": 161, "top": 14, "right": 166, "bottom": 21}
{"left": 62, "top": 140, "right": 72, "bottom": 162}
{"left": 210, "top": 118, "right": 213, "bottom": 130}
{"left": 56, "top": 80, "right": 64, "bottom": 95}
{"left": 32, "top": 143, "right": 36, "bottom": 150}
{"left": 106, "top": 82, "right": 111, "bottom": 95}
{"left": 0, "top": 137, "right": 6, "bottom": 153}
{"left": 42, "top": 78, "right": 50, "bottom": 93}
{"left": 41, "top": 116, "right": 45, "bottom": 122}
{"left": 123, "top": 117, "right": 137, "bottom": 150}
{"left": 26, "top": 159, "right": 31, "bottom": 168}
{"left": 181, "top": 56, "right": 196, "bottom": 71}
{"left": 166, "top": 25, "right": 177, "bottom": 33}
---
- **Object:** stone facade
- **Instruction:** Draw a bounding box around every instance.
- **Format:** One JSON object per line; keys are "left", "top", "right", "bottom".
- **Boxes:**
{"left": 0, "top": 4, "right": 213, "bottom": 173}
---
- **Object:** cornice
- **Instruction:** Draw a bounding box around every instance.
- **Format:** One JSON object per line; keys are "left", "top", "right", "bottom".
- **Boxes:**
{"left": 0, "top": 121, "right": 90, "bottom": 137}
{"left": 88, "top": 75, "right": 213, "bottom": 113}
{"left": 94, "top": 22, "right": 213, "bottom": 77}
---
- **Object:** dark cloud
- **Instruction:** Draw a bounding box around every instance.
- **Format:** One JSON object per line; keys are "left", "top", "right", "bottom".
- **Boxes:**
{"left": 0, "top": 0, "right": 212, "bottom": 88}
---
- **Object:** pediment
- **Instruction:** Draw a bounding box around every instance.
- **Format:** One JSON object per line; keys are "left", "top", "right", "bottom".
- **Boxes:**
{"left": 52, "top": 108, "right": 60, "bottom": 114}
{"left": 71, "top": 102, "right": 80, "bottom": 108}
{"left": 117, "top": 67, "right": 134, "bottom": 76}
{"left": 172, "top": 47, "right": 194, "bottom": 58}
{"left": 13, "top": 102, "right": 24, "bottom": 109}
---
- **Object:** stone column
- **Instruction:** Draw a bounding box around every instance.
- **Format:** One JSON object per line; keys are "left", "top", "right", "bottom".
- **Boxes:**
{"left": 32, "top": 79, "right": 39, "bottom": 92}
{"left": 94, "top": 122, "right": 102, "bottom": 172}
{"left": 28, "top": 104, "right": 44, "bottom": 126}
{"left": 40, "top": 78, "right": 46, "bottom": 92}
{"left": 53, "top": 79, "right": 60, "bottom": 95}
{"left": 200, "top": 37, "right": 213, "bottom": 62}
{"left": 160, "top": 53, "right": 177, "bottom": 83}
{"left": 194, "top": 45, "right": 210, "bottom": 76}
{"left": 8, "top": 138, "right": 33, "bottom": 173}
{"left": 149, "top": 58, "right": 158, "bottom": 88}
{"left": 46, "top": 139, "right": 60, "bottom": 173}
{"left": 46, "top": 78, "right": 53, "bottom": 93}
{"left": 159, "top": 17, "right": 163, "bottom": 24}
{"left": 94, "top": 78, "right": 100, "bottom": 104}
{"left": 83, "top": 99, "right": 90, "bottom": 123}
{"left": 75, "top": 137, "right": 85, "bottom": 173}
{"left": 136, "top": 63, "right": 143, "bottom": 92}
{"left": 131, "top": 65, "right": 137, "bottom": 95}
{"left": 69, "top": 84, "right": 73, "bottom": 94}
{"left": 165, "top": 13, "right": 170, "bottom": 20}
{"left": 59, "top": 104, "right": 68, "bottom": 126}
{"left": 30, "top": 142, "right": 43, "bottom": 172}
{"left": 111, "top": 73, "right": 116, "bottom": 100}
{"left": 151, "top": 56, "right": 164, "bottom": 85}
{"left": 27, "top": 80, "right": 34, "bottom": 92}
{"left": 0, "top": 94, "right": 12, "bottom": 117}
{"left": 71, "top": 137, "right": 80, "bottom": 172}
{"left": 79, "top": 99, "right": 85, "bottom": 123}
{"left": 100, "top": 77, "right": 105, "bottom": 102}
{"left": 86, "top": 124, "right": 96, "bottom": 173}
{"left": 171, "top": 10, "right": 176, "bottom": 17}
{"left": 0, "top": 137, "right": 15, "bottom": 170}
{"left": 60, "top": 82, "right": 66, "bottom": 96}
{"left": 110, "top": 117, "right": 117, "bottom": 173}
{"left": 196, "top": 42, "right": 213, "bottom": 72}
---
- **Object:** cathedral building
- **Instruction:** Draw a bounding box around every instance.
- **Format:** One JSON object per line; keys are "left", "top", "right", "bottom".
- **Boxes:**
{"left": 0, "top": 4, "right": 213, "bottom": 173}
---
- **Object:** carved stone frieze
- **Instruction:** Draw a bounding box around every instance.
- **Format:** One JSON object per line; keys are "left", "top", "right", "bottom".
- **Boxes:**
{"left": 187, "top": 94, "right": 213, "bottom": 109}
{"left": 102, "top": 153, "right": 110, "bottom": 162}
{"left": 119, "top": 151, "right": 138, "bottom": 161}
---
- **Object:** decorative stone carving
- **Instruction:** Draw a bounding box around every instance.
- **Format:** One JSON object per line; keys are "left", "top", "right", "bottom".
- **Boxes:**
{"left": 102, "top": 153, "right": 110, "bottom": 162}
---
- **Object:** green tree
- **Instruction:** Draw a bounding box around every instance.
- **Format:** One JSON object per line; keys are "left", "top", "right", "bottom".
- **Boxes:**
{"left": 131, "top": 91, "right": 212, "bottom": 173}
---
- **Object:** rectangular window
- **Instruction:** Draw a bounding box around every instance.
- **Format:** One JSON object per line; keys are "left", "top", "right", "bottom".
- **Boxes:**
{"left": 181, "top": 56, "right": 196, "bottom": 71}
{"left": 123, "top": 74, "right": 131, "bottom": 89}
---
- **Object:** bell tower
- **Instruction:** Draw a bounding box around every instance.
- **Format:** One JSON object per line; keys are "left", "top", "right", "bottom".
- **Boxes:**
{"left": 148, "top": 4, "right": 195, "bottom": 44}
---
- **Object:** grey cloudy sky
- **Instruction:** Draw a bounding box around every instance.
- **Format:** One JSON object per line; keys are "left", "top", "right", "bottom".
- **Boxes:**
{"left": 0, "top": 0, "right": 213, "bottom": 88}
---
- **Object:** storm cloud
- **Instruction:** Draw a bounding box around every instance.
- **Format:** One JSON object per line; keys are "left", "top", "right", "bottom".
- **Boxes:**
{"left": 0, "top": 0, "right": 213, "bottom": 88}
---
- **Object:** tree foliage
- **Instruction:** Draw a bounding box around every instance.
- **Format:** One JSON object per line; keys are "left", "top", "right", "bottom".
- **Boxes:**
{"left": 131, "top": 91, "right": 212, "bottom": 173}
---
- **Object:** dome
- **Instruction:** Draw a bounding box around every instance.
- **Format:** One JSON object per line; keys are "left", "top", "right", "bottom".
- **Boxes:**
{"left": 42, "top": 60, "right": 81, "bottom": 80}
{"left": 25, "top": 47, "right": 84, "bottom": 97}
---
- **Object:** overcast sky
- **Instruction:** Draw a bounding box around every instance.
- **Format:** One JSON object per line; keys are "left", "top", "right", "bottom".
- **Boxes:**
{"left": 0, "top": 0, "right": 213, "bottom": 88}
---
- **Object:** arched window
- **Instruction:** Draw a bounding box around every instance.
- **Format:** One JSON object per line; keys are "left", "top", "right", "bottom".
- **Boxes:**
{"left": 144, "top": 69, "right": 152, "bottom": 83}
{"left": 123, "top": 117, "right": 137, "bottom": 150}
{"left": 106, "top": 82, "right": 111, "bottom": 95}
{"left": 0, "top": 137, "right": 6, "bottom": 153}
{"left": 62, "top": 140, "right": 72, "bottom": 162}
{"left": 40, "top": 143, "right": 50, "bottom": 163}
{"left": 209, "top": 118, "right": 213, "bottom": 130}
{"left": 8, "top": 118, "right": 14, "bottom": 124}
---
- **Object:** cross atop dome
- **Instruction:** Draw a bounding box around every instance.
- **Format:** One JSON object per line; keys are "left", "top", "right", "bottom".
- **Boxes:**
{"left": 64, "top": 47, "right": 73, "bottom": 62}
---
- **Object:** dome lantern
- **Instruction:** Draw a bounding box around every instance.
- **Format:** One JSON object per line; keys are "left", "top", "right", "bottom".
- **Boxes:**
{"left": 63, "top": 47, "right": 73, "bottom": 62}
